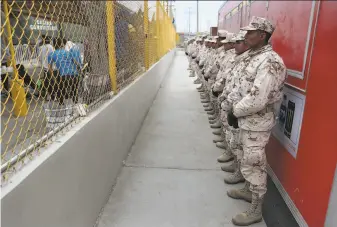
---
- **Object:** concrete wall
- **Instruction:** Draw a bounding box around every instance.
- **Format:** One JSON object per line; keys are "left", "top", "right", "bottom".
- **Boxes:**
{"left": 1, "top": 50, "right": 175, "bottom": 227}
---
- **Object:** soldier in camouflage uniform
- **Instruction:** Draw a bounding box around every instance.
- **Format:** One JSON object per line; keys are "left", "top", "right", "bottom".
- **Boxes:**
{"left": 217, "top": 31, "right": 251, "bottom": 185}
{"left": 198, "top": 38, "right": 216, "bottom": 99}
{"left": 225, "top": 17, "right": 287, "bottom": 226}
{"left": 201, "top": 30, "right": 228, "bottom": 111}
{"left": 186, "top": 38, "right": 196, "bottom": 71}
{"left": 193, "top": 36, "right": 207, "bottom": 87}
{"left": 209, "top": 33, "right": 236, "bottom": 149}
{"left": 198, "top": 38, "right": 213, "bottom": 104}
{"left": 195, "top": 36, "right": 209, "bottom": 94}
{"left": 189, "top": 37, "right": 202, "bottom": 81}
{"left": 202, "top": 37, "right": 224, "bottom": 118}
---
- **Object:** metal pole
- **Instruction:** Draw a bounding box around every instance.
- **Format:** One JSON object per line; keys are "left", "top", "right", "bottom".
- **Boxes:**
{"left": 188, "top": 7, "right": 191, "bottom": 37}
{"left": 3, "top": 0, "right": 28, "bottom": 117}
{"left": 106, "top": 1, "right": 117, "bottom": 94}
{"left": 156, "top": 0, "right": 160, "bottom": 59}
{"left": 197, "top": 0, "right": 199, "bottom": 34}
{"left": 144, "top": 0, "right": 149, "bottom": 70}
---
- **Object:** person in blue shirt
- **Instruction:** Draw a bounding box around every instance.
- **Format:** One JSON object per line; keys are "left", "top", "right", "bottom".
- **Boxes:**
{"left": 47, "top": 38, "right": 81, "bottom": 105}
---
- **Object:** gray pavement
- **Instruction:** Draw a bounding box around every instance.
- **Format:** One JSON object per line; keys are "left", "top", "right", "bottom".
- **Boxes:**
{"left": 96, "top": 51, "right": 267, "bottom": 227}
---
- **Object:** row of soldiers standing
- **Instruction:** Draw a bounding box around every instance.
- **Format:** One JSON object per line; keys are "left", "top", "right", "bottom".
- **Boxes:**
{"left": 186, "top": 16, "right": 287, "bottom": 226}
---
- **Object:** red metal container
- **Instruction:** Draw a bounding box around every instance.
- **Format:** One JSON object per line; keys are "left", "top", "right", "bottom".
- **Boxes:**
{"left": 218, "top": 1, "right": 337, "bottom": 226}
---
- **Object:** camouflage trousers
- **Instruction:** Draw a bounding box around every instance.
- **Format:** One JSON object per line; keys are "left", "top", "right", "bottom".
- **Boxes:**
{"left": 239, "top": 129, "right": 271, "bottom": 197}
{"left": 219, "top": 108, "right": 234, "bottom": 155}
{"left": 192, "top": 62, "right": 198, "bottom": 76}
{"left": 198, "top": 70, "right": 208, "bottom": 91}
{"left": 220, "top": 108, "right": 242, "bottom": 159}
{"left": 208, "top": 80, "right": 219, "bottom": 115}
{"left": 227, "top": 126, "right": 241, "bottom": 158}
{"left": 188, "top": 56, "right": 192, "bottom": 68}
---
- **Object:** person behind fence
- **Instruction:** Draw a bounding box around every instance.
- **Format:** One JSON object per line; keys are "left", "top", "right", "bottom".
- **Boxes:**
{"left": 1, "top": 45, "right": 38, "bottom": 99}
{"left": 42, "top": 37, "right": 81, "bottom": 130}
{"left": 47, "top": 37, "right": 81, "bottom": 105}
{"left": 38, "top": 35, "right": 55, "bottom": 98}
{"left": 64, "top": 38, "right": 76, "bottom": 52}
{"left": 226, "top": 17, "right": 287, "bottom": 226}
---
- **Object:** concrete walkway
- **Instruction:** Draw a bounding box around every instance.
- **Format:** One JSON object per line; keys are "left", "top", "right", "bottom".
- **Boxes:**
{"left": 96, "top": 51, "right": 267, "bottom": 227}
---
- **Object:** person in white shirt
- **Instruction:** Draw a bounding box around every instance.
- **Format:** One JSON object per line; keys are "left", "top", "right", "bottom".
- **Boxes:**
{"left": 64, "top": 39, "right": 76, "bottom": 52}
{"left": 38, "top": 35, "right": 55, "bottom": 98}
{"left": 39, "top": 35, "right": 55, "bottom": 71}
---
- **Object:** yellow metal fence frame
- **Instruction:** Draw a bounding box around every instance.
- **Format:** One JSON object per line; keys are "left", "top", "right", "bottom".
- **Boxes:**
{"left": 1, "top": 0, "right": 177, "bottom": 175}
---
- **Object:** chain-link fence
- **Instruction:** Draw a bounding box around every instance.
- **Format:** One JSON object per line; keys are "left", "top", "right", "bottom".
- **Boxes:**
{"left": 1, "top": 0, "right": 176, "bottom": 179}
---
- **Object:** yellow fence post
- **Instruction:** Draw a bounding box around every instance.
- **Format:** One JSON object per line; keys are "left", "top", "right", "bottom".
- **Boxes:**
{"left": 3, "top": 0, "right": 28, "bottom": 117}
{"left": 106, "top": 1, "right": 117, "bottom": 94}
{"left": 156, "top": 0, "right": 160, "bottom": 60}
{"left": 144, "top": 0, "right": 149, "bottom": 70}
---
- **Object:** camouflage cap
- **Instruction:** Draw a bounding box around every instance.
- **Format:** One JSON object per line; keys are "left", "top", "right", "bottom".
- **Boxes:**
{"left": 218, "top": 30, "right": 228, "bottom": 38}
{"left": 232, "top": 30, "right": 247, "bottom": 41}
{"left": 241, "top": 16, "right": 275, "bottom": 34}
{"left": 221, "top": 32, "right": 235, "bottom": 43}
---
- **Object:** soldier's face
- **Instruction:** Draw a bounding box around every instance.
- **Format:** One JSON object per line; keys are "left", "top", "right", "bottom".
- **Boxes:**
{"left": 244, "top": 30, "right": 266, "bottom": 48}
{"left": 224, "top": 43, "right": 234, "bottom": 51}
{"left": 235, "top": 40, "right": 250, "bottom": 54}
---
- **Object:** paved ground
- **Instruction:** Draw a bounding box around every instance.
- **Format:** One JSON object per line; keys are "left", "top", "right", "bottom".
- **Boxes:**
{"left": 96, "top": 51, "right": 275, "bottom": 227}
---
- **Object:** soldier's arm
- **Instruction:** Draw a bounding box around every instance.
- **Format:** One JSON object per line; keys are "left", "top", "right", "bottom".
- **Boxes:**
{"left": 212, "top": 72, "right": 225, "bottom": 92}
{"left": 210, "top": 62, "right": 219, "bottom": 74}
{"left": 233, "top": 58, "right": 286, "bottom": 117}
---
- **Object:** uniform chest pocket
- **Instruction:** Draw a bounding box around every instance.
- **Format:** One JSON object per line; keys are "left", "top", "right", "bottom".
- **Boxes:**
{"left": 244, "top": 65, "right": 257, "bottom": 83}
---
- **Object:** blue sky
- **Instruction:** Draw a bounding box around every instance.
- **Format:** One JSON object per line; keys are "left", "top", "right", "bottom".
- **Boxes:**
{"left": 119, "top": 1, "right": 225, "bottom": 33}
{"left": 174, "top": 1, "right": 225, "bottom": 33}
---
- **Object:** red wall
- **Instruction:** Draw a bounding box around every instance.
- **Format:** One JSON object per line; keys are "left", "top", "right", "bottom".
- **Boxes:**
{"left": 218, "top": 1, "right": 337, "bottom": 226}
{"left": 267, "top": 1, "right": 337, "bottom": 226}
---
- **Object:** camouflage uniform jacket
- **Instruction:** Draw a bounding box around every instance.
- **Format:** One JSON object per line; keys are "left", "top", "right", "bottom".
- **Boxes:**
{"left": 202, "top": 48, "right": 213, "bottom": 70}
{"left": 220, "top": 50, "right": 251, "bottom": 100}
{"left": 200, "top": 47, "right": 213, "bottom": 68}
{"left": 205, "top": 47, "right": 226, "bottom": 81}
{"left": 190, "top": 42, "right": 199, "bottom": 58}
{"left": 196, "top": 44, "right": 206, "bottom": 62}
{"left": 199, "top": 47, "right": 210, "bottom": 67}
{"left": 204, "top": 48, "right": 217, "bottom": 74}
{"left": 232, "top": 44, "right": 287, "bottom": 131}
{"left": 212, "top": 48, "right": 236, "bottom": 92}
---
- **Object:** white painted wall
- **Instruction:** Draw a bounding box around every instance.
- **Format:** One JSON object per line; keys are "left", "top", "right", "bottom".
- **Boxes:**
{"left": 1, "top": 50, "right": 175, "bottom": 227}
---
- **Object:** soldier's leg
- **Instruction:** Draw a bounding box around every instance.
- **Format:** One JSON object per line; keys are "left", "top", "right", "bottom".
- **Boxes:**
{"left": 193, "top": 63, "right": 202, "bottom": 84}
{"left": 232, "top": 129, "right": 270, "bottom": 226}
{"left": 221, "top": 128, "right": 239, "bottom": 171}
{"left": 189, "top": 58, "right": 196, "bottom": 77}
{"left": 223, "top": 127, "right": 245, "bottom": 183}
{"left": 210, "top": 100, "right": 221, "bottom": 128}
{"left": 201, "top": 81, "right": 211, "bottom": 103}
{"left": 207, "top": 91, "right": 216, "bottom": 116}
{"left": 216, "top": 109, "right": 234, "bottom": 162}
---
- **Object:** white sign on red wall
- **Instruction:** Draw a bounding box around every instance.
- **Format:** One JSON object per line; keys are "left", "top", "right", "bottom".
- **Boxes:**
{"left": 272, "top": 86, "right": 306, "bottom": 158}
